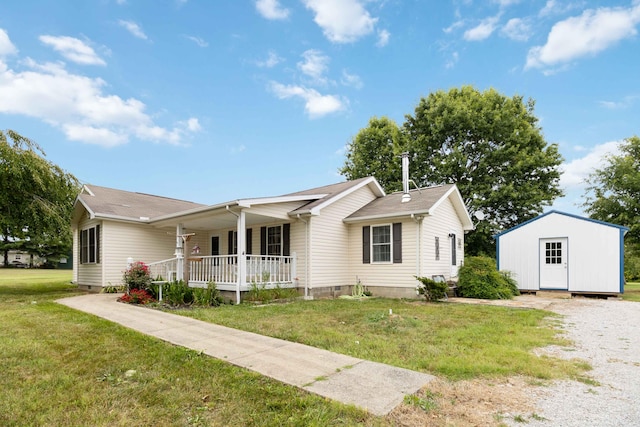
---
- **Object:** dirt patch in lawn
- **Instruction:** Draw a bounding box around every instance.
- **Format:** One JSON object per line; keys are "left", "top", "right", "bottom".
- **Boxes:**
{"left": 389, "top": 376, "right": 535, "bottom": 426}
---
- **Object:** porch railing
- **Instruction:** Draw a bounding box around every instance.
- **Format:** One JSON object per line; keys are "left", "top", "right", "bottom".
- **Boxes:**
{"left": 147, "top": 258, "right": 179, "bottom": 281}
{"left": 146, "top": 254, "right": 296, "bottom": 289}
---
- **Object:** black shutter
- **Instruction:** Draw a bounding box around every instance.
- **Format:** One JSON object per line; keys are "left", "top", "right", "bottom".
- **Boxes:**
{"left": 246, "top": 228, "right": 252, "bottom": 255}
{"left": 260, "top": 226, "right": 267, "bottom": 255}
{"left": 228, "top": 230, "right": 234, "bottom": 254}
{"left": 96, "top": 224, "right": 100, "bottom": 264}
{"left": 283, "top": 223, "right": 290, "bottom": 256}
{"left": 362, "top": 226, "right": 370, "bottom": 264}
{"left": 451, "top": 233, "right": 457, "bottom": 265}
{"left": 393, "top": 223, "right": 402, "bottom": 264}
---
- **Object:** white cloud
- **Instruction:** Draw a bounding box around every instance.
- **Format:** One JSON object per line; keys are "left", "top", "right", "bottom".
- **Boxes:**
{"left": 443, "top": 20, "right": 465, "bottom": 34}
{"left": 494, "top": 0, "right": 520, "bottom": 6}
{"left": 526, "top": 4, "right": 640, "bottom": 70}
{"left": 297, "top": 49, "right": 330, "bottom": 83}
{"left": 464, "top": 15, "right": 500, "bottom": 41}
{"left": 268, "top": 81, "right": 346, "bottom": 118}
{"left": 39, "top": 35, "right": 106, "bottom": 66}
{"left": 560, "top": 140, "right": 621, "bottom": 189}
{"left": 256, "top": 50, "right": 283, "bottom": 68}
{"left": 341, "top": 70, "right": 363, "bottom": 89}
{"left": 599, "top": 95, "right": 639, "bottom": 109}
{"left": 501, "top": 18, "right": 531, "bottom": 41}
{"left": 445, "top": 51, "right": 459, "bottom": 69}
{"left": 302, "top": 0, "right": 378, "bottom": 43}
{"left": 185, "top": 35, "right": 208, "bottom": 47}
{"left": 376, "top": 29, "right": 390, "bottom": 47}
{"left": 0, "top": 29, "right": 18, "bottom": 56}
{"left": 0, "top": 55, "right": 198, "bottom": 147}
{"left": 255, "top": 0, "right": 290, "bottom": 20}
{"left": 118, "top": 20, "right": 148, "bottom": 40}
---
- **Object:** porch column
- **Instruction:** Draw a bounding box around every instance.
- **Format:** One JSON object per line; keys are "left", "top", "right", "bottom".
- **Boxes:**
{"left": 175, "top": 223, "right": 184, "bottom": 281}
{"left": 236, "top": 210, "right": 246, "bottom": 304}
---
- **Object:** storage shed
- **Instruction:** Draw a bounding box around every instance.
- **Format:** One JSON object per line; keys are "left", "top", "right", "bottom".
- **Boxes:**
{"left": 495, "top": 211, "right": 628, "bottom": 295}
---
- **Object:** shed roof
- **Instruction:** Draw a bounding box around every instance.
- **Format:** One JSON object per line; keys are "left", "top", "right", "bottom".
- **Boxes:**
{"left": 494, "top": 210, "right": 630, "bottom": 239}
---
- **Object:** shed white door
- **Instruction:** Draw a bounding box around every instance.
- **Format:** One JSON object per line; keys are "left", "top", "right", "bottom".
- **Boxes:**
{"left": 539, "top": 238, "right": 568, "bottom": 289}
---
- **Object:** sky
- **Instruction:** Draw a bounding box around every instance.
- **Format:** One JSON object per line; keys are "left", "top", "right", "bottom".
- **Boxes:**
{"left": 0, "top": 0, "right": 639, "bottom": 217}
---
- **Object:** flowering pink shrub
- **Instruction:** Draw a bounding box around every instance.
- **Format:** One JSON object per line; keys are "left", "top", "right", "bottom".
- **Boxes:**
{"left": 123, "top": 261, "right": 152, "bottom": 291}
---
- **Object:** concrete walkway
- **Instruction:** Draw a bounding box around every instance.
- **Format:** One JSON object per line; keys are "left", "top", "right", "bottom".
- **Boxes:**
{"left": 57, "top": 294, "right": 434, "bottom": 416}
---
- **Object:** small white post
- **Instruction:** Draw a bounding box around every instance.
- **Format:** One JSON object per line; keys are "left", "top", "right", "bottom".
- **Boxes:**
{"left": 127, "top": 257, "right": 133, "bottom": 269}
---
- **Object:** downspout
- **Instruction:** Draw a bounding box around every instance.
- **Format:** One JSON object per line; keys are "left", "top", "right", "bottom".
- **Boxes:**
{"left": 296, "top": 214, "right": 310, "bottom": 298}
{"left": 411, "top": 214, "right": 424, "bottom": 281}
{"left": 225, "top": 206, "right": 241, "bottom": 304}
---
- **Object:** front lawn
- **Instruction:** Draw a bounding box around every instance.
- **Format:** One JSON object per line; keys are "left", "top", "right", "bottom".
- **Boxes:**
{"left": 175, "top": 297, "right": 588, "bottom": 381}
{"left": 0, "top": 272, "right": 379, "bottom": 426}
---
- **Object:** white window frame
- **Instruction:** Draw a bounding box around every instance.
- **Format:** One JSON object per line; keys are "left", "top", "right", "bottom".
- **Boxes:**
{"left": 371, "top": 224, "right": 392, "bottom": 264}
{"left": 267, "top": 225, "right": 282, "bottom": 256}
{"left": 80, "top": 225, "right": 100, "bottom": 265}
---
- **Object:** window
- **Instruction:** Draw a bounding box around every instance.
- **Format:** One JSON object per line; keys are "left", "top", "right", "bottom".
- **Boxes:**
{"left": 362, "top": 223, "right": 402, "bottom": 264}
{"left": 372, "top": 225, "right": 391, "bottom": 262}
{"left": 458, "top": 237, "right": 462, "bottom": 249}
{"left": 80, "top": 225, "right": 100, "bottom": 264}
{"left": 545, "top": 241, "right": 562, "bottom": 264}
{"left": 267, "top": 226, "right": 282, "bottom": 256}
{"left": 435, "top": 237, "right": 440, "bottom": 261}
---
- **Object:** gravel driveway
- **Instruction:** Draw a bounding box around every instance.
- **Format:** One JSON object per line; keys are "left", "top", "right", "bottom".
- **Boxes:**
{"left": 505, "top": 297, "right": 640, "bottom": 426}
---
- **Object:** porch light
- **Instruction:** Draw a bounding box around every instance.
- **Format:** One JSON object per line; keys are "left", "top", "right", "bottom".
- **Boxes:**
{"left": 192, "top": 244, "right": 200, "bottom": 254}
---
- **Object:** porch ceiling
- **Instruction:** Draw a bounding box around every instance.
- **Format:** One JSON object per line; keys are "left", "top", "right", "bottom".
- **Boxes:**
{"left": 151, "top": 209, "right": 281, "bottom": 231}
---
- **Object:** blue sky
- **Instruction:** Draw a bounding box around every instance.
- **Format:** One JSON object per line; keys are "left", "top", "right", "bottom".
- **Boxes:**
{"left": 1, "top": 0, "right": 638, "bottom": 216}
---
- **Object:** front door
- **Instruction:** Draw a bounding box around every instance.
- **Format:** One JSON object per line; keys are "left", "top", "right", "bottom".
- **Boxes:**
{"left": 539, "top": 238, "right": 568, "bottom": 289}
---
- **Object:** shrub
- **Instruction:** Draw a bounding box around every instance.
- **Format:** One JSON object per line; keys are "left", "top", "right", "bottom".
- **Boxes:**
{"left": 118, "top": 289, "right": 155, "bottom": 304}
{"left": 123, "top": 261, "right": 152, "bottom": 292}
{"left": 192, "top": 281, "right": 224, "bottom": 307}
{"left": 163, "top": 280, "right": 194, "bottom": 306}
{"left": 457, "top": 256, "right": 520, "bottom": 300}
{"left": 416, "top": 276, "right": 449, "bottom": 302}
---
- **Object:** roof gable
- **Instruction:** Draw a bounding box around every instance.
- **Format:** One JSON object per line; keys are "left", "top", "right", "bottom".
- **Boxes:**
{"left": 494, "top": 210, "right": 630, "bottom": 239}
{"left": 344, "top": 183, "right": 474, "bottom": 230}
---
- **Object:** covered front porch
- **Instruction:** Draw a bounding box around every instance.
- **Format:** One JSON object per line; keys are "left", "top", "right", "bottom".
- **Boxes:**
{"left": 144, "top": 196, "right": 308, "bottom": 303}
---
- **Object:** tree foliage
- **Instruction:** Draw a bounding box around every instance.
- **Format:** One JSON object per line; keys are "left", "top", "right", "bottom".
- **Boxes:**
{"left": 340, "top": 116, "right": 407, "bottom": 193}
{"left": 341, "top": 86, "right": 564, "bottom": 255}
{"left": 583, "top": 136, "right": 640, "bottom": 243}
{"left": 0, "top": 130, "right": 79, "bottom": 266}
{"left": 583, "top": 136, "right": 640, "bottom": 251}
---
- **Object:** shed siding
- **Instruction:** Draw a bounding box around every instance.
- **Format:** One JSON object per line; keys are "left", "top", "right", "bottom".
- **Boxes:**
{"left": 498, "top": 213, "right": 622, "bottom": 293}
{"left": 309, "top": 186, "right": 378, "bottom": 289}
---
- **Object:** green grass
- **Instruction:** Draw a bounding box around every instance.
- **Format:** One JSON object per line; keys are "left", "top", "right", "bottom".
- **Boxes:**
{"left": 622, "top": 282, "right": 640, "bottom": 302}
{"left": 0, "top": 270, "right": 381, "bottom": 426}
{"left": 173, "top": 298, "right": 588, "bottom": 381}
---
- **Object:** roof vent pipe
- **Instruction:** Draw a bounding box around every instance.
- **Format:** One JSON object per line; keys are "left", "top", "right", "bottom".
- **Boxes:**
{"left": 401, "top": 152, "right": 411, "bottom": 203}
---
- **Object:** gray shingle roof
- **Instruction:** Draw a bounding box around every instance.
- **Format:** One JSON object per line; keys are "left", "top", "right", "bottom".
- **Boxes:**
{"left": 78, "top": 185, "right": 205, "bottom": 221}
{"left": 287, "top": 177, "right": 380, "bottom": 215}
{"left": 346, "top": 184, "right": 455, "bottom": 220}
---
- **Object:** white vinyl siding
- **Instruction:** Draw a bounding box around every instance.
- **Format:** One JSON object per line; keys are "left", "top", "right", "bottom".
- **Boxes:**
{"left": 308, "top": 185, "right": 379, "bottom": 289}
{"left": 420, "top": 196, "right": 465, "bottom": 279}
{"left": 347, "top": 219, "right": 417, "bottom": 289}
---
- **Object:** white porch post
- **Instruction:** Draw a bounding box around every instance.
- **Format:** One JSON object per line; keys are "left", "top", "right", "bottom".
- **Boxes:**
{"left": 291, "top": 251, "right": 297, "bottom": 288}
{"left": 175, "top": 223, "right": 184, "bottom": 282}
{"left": 236, "top": 210, "right": 246, "bottom": 304}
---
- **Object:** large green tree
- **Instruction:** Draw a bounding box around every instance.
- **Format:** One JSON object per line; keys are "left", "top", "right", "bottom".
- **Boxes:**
{"left": 340, "top": 116, "right": 407, "bottom": 193}
{"left": 583, "top": 136, "right": 640, "bottom": 277}
{"left": 341, "top": 86, "right": 564, "bottom": 256}
{"left": 0, "top": 130, "right": 79, "bottom": 267}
